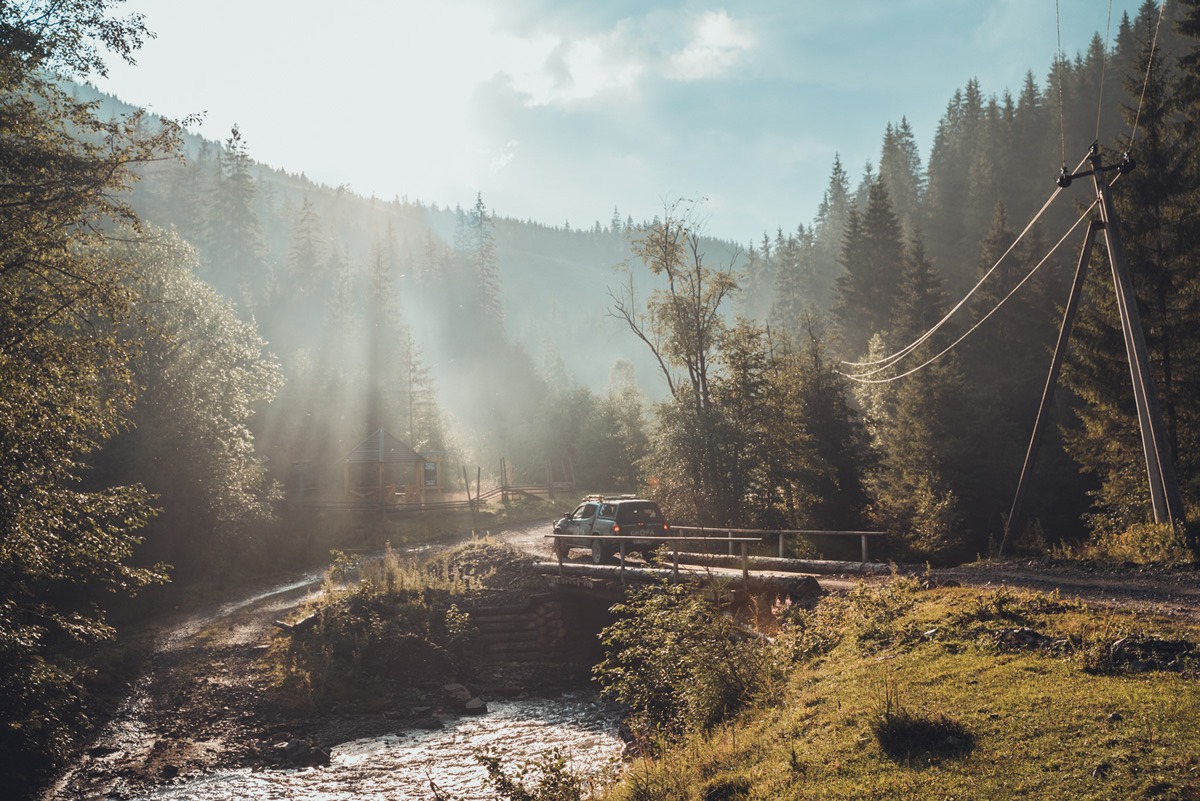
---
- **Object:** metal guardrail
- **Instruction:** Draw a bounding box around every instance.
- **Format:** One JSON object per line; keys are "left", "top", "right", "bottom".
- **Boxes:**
{"left": 670, "top": 526, "right": 885, "bottom": 563}
{"left": 546, "top": 532, "right": 764, "bottom": 583}
{"left": 546, "top": 525, "right": 887, "bottom": 586}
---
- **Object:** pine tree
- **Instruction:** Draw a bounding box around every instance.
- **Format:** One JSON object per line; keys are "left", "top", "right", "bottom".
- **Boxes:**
{"left": 263, "top": 196, "right": 326, "bottom": 349}
{"left": 769, "top": 225, "right": 815, "bottom": 342}
{"left": 811, "top": 155, "right": 852, "bottom": 303}
{"left": 767, "top": 319, "right": 873, "bottom": 531}
{"left": 878, "top": 118, "right": 924, "bottom": 235}
{"left": 456, "top": 193, "right": 503, "bottom": 324}
{"left": 204, "top": 125, "right": 268, "bottom": 310}
{"left": 832, "top": 179, "right": 905, "bottom": 356}
{"left": 924, "top": 93, "right": 966, "bottom": 284}
{"left": 364, "top": 242, "right": 403, "bottom": 433}
{"left": 891, "top": 228, "right": 948, "bottom": 348}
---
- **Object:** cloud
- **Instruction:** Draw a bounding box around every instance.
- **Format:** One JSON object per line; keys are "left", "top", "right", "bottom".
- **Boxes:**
{"left": 501, "top": 21, "right": 645, "bottom": 107}
{"left": 487, "top": 7, "right": 755, "bottom": 108}
{"left": 489, "top": 139, "right": 520, "bottom": 173}
{"left": 667, "top": 10, "right": 755, "bottom": 81}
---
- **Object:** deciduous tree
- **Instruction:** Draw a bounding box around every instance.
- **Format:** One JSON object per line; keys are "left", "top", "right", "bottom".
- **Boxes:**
{"left": 0, "top": 0, "right": 180, "bottom": 784}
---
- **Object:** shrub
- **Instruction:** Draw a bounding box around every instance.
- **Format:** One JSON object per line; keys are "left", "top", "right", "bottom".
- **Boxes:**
{"left": 472, "top": 748, "right": 587, "bottom": 801}
{"left": 871, "top": 677, "right": 974, "bottom": 762}
{"left": 1086, "top": 522, "right": 1194, "bottom": 566}
{"left": 846, "top": 574, "right": 921, "bottom": 652}
{"left": 593, "top": 582, "right": 773, "bottom": 743}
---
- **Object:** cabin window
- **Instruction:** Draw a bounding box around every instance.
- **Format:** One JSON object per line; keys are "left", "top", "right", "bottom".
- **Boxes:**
{"left": 423, "top": 461, "right": 437, "bottom": 487}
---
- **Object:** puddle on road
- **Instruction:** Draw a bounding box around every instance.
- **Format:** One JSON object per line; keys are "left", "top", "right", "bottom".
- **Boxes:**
{"left": 131, "top": 693, "right": 624, "bottom": 801}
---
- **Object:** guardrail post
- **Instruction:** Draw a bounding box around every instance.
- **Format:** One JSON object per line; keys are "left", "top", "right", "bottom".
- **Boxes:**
{"left": 861, "top": 534, "right": 868, "bottom": 563}
{"left": 672, "top": 541, "right": 680, "bottom": 580}
{"left": 778, "top": 531, "right": 785, "bottom": 559}
{"left": 741, "top": 541, "right": 749, "bottom": 580}
{"left": 619, "top": 539, "right": 627, "bottom": 585}
{"left": 727, "top": 530, "right": 733, "bottom": 556}
{"left": 556, "top": 537, "right": 563, "bottom": 575}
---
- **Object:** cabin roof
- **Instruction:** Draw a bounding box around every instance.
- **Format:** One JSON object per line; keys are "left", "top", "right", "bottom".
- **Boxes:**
{"left": 336, "top": 428, "right": 425, "bottom": 465}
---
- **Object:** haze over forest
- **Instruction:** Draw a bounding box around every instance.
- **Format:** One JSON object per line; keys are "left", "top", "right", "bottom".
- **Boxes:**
{"left": 6, "top": 0, "right": 1200, "bottom": 791}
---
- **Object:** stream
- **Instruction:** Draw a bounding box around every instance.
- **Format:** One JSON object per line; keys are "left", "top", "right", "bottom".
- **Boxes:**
{"left": 48, "top": 527, "right": 628, "bottom": 800}
{"left": 128, "top": 693, "right": 625, "bottom": 801}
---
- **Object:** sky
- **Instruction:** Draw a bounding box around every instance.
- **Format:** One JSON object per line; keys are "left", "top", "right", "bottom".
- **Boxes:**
{"left": 96, "top": 0, "right": 1148, "bottom": 245}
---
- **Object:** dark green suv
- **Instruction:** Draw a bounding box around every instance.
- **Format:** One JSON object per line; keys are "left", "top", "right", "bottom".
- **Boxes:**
{"left": 552, "top": 495, "right": 669, "bottom": 563}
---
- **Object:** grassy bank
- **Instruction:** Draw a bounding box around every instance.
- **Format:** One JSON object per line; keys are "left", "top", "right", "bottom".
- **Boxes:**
{"left": 599, "top": 579, "right": 1200, "bottom": 801}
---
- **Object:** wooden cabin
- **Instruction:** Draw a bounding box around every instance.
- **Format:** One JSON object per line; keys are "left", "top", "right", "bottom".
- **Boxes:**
{"left": 336, "top": 428, "right": 442, "bottom": 504}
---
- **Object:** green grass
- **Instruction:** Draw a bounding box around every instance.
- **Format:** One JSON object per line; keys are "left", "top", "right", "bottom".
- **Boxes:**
{"left": 602, "top": 582, "right": 1200, "bottom": 801}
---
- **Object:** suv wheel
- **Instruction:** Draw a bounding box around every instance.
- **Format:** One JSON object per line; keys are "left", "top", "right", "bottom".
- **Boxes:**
{"left": 590, "top": 539, "right": 608, "bottom": 564}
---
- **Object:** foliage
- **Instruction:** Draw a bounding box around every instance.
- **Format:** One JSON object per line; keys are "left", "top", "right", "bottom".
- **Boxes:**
{"left": 855, "top": 333, "right": 970, "bottom": 560}
{"left": 612, "top": 204, "right": 741, "bottom": 522}
{"left": 593, "top": 582, "right": 775, "bottom": 744}
{"left": 1061, "top": 2, "right": 1200, "bottom": 551}
{"left": 0, "top": 0, "right": 181, "bottom": 786}
{"left": 276, "top": 541, "right": 536, "bottom": 705}
{"left": 1083, "top": 522, "right": 1195, "bottom": 566}
{"left": 97, "top": 230, "right": 283, "bottom": 574}
{"left": 472, "top": 748, "right": 589, "bottom": 801}
{"left": 625, "top": 231, "right": 869, "bottom": 529}
{"left": 202, "top": 124, "right": 267, "bottom": 309}
{"left": 832, "top": 178, "right": 906, "bottom": 355}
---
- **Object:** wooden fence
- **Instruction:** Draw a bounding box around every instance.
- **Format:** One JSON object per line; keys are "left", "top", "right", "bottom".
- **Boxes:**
{"left": 289, "top": 480, "right": 574, "bottom": 514}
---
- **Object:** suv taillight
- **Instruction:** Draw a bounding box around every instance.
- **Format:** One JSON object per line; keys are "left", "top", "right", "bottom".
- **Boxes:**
{"left": 612, "top": 523, "right": 621, "bottom": 534}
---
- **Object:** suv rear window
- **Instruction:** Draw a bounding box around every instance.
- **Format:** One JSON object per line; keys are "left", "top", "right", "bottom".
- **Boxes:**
{"left": 616, "top": 503, "right": 662, "bottom": 524}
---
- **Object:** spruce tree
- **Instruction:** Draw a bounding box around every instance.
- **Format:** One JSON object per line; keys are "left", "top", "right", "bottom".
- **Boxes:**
{"left": 878, "top": 118, "right": 924, "bottom": 235}
{"left": 811, "top": 155, "right": 853, "bottom": 303}
{"left": 204, "top": 125, "right": 268, "bottom": 310}
{"left": 769, "top": 225, "right": 815, "bottom": 341}
{"left": 832, "top": 179, "right": 905, "bottom": 356}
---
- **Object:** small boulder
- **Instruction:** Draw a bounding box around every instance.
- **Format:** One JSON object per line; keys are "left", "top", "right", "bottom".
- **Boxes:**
{"left": 443, "top": 683, "right": 473, "bottom": 703}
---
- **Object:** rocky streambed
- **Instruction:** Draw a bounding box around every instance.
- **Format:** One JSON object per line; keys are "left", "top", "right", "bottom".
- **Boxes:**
{"left": 120, "top": 691, "right": 624, "bottom": 801}
{"left": 43, "top": 531, "right": 627, "bottom": 800}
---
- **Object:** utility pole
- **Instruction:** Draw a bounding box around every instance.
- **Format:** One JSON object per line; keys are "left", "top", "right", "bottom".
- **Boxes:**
{"left": 1004, "top": 144, "right": 1184, "bottom": 551}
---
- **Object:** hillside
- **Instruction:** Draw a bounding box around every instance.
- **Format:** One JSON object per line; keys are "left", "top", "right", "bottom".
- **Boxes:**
{"left": 73, "top": 79, "right": 739, "bottom": 403}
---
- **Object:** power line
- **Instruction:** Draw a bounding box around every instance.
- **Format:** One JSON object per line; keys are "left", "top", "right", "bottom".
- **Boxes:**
{"left": 843, "top": 4, "right": 1164, "bottom": 386}
{"left": 841, "top": 154, "right": 1088, "bottom": 375}
{"left": 1095, "top": 0, "right": 1114, "bottom": 142}
{"left": 1130, "top": 0, "right": 1170, "bottom": 150}
{"left": 1056, "top": 0, "right": 1067, "bottom": 167}
{"left": 839, "top": 198, "right": 1098, "bottom": 385}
